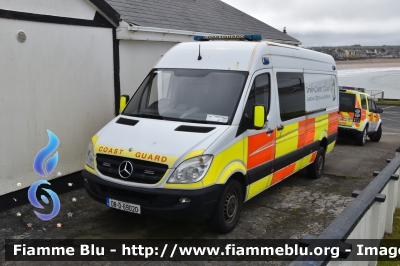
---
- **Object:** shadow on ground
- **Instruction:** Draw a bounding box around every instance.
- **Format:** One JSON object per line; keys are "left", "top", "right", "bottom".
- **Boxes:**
{"left": 1, "top": 108, "right": 399, "bottom": 265}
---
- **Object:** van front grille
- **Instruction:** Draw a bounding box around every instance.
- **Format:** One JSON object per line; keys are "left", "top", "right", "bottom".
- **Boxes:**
{"left": 97, "top": 184, "right": 158, "bottom": 204}
{"left": 96, "top": 154, "right": 168, "bottom": 184}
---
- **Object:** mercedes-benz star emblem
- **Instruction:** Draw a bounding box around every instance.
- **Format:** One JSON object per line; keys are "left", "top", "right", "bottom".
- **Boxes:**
{"left": 118, "top": 161, "right": 133, "bottom": 179}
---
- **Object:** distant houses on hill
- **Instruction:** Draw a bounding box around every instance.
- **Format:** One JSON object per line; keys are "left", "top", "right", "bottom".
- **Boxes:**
{"left": 309, "top": 47, "right": 400, "bottom": 59}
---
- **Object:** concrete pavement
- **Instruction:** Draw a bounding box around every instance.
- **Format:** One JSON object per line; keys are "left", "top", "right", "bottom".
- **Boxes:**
{"left": 1, "top": 106, "right": 399, "bottom": 265}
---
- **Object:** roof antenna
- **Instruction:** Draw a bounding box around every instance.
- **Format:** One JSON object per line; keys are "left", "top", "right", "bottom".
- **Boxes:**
{"left": 198, "top": 44, "right": 202, "bottom": 60}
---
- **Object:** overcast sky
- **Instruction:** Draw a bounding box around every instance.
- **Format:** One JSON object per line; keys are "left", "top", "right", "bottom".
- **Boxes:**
{"left": 221, "top": 0, "right": 400, "bottom": 47}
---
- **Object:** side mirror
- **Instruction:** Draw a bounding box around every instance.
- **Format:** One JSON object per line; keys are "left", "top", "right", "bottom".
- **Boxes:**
{"left": 119, "top": 95, "right": 130, "bottom": 114}
{"left": 376, "top": 108, "right": 383, "bottom": 114}
{"left": 253, "top": 105, "right": 266, "bottom": 130}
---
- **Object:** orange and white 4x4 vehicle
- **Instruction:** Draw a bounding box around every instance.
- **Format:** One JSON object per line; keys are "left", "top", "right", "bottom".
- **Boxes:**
{"left": 338, "top": 86, "right": 383, "bottom": 146}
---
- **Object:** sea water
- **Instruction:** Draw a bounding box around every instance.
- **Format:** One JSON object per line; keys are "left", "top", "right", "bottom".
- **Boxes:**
{"left": 338, "top": 67, "right": 400, "bottom": 99}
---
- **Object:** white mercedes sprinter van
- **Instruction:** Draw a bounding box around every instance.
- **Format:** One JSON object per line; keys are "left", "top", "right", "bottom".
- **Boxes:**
{"left": 83, "top": 35, "right": 339, "bottom": 233}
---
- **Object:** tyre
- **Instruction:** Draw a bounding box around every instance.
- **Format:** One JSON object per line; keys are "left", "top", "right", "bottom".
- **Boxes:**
{"left": 207, "top": 179, "right": 243, "bottom": 234}
{"left": 306, "top": 146, "right": 325, "bottom": 179}
{"left": 355, "top": 126, "right": 367, "bottom": 146}
{"left": 369, "top": 125, "right": 382, "bottom": 142}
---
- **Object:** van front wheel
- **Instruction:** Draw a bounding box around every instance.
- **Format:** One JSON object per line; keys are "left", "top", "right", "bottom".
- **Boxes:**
{"left": 207, "top": 179, "right": 243, "bottom": 234}
{"left": 306, "top": 146, "right": 325, "bottom": 179}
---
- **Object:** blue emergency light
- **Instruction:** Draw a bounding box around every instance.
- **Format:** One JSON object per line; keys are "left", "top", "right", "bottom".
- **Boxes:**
{"left": 244, "top": 34, "right": 262, "bottom": 41}
{"left": 194, "top": 34, "right": 263, "bottom": 41}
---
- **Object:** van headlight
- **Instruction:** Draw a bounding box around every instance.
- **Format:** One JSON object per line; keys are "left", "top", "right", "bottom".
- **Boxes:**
{"left": 86, "top": 141, "right": 95, "bottom": 169}
{"left": 167, "top": 155, "right": 213, "bottom": 184}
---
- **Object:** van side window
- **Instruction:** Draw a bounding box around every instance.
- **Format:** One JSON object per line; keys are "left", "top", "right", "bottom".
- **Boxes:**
{"left": 277, "top": 72, "right": 305, "bottom": 121}
{"left": 368, "top": 99, "right": 376, "bottom": 112}
{"left": 360, "top": 94, "right": 367, "bottom": 110}
{"left": 244, "top": 73, "right": 270, "bottom": 117}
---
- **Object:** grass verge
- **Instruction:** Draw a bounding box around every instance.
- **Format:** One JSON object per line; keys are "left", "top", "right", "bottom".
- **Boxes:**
{"left": 376, "top": 100, "right": 400, "bottom": 106}
{"left": 378, "top": 208, "right": 400, "bottom": 265}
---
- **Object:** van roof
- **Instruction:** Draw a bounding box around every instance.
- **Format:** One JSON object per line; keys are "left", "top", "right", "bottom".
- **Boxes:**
{"left": 340, "top": 90, "right": 371, "bottom": 97}
{"left": 155, "top": 41, "right": 336, "bottom": 73}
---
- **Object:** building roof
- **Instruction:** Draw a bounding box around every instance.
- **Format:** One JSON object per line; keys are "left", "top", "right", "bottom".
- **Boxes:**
{"left": 87, "top": 0, "right": 120, "bottom": 25}
{"left": 105, "top": 0, "right": 300, "bottom": 44}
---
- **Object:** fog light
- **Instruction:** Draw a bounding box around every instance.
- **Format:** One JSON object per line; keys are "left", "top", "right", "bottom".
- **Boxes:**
{"left": 84, "top": 178, "right": 89, "bottom": 184}
{"left": 179, "top": 197, "right": 191, "bottom": 204}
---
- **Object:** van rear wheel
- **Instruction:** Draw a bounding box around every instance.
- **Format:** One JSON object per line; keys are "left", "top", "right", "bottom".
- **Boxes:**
{"left": 306, "top": 146, "right": 325, "bottom": 179}
{"left": 355, "top": 126, "right": 367, "bottom": 146}
{"left": 207, "top": 179, "right": 243, "bottom": 234}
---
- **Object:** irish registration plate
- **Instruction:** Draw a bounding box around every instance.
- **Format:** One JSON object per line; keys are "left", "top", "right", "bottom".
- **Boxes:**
{"left": 106, "top": 198, "right": 141, "bottom": 214}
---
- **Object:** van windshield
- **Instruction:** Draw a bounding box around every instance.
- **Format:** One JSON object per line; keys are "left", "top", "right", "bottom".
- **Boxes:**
{"left": 122, "top": 69, "right": 248, "bottom": 124}
{"left": 339, "top": 92, "right": 356, "bottom": 112}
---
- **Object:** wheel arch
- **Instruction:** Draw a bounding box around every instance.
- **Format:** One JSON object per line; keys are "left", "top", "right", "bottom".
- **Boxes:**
{"left": 316, "top": 130, "right": 328, "bottom": 154}
{"left": 229, "top": 172, "right": 248, "bottom": 202}
{"left": 215, "top": 162, "right": 248, "bottom": 202}
{"left": 361, "top": 120, "right": 369, "bottom": 131}
{"left": 216, "top": 161, "right": 247, "bottom": 185}
{"left": 320, "top": 137, "right": 328, "bottom": 151}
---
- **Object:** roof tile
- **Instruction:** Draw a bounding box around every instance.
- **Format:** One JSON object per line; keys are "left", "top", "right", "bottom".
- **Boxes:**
{"left": 105, "top": 0, "right": 300, "bottom": 43}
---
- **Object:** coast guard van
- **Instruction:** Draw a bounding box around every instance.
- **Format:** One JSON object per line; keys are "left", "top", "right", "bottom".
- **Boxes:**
{"left": 82, "top": 35, "right": 339, "bottom": 233}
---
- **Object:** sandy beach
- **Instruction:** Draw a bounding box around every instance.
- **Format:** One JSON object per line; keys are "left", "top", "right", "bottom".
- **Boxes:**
{"left": 336, "top": 58, "right": 400, "bottom": 70}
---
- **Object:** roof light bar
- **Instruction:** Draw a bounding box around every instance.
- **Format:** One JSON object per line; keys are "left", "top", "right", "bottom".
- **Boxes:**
{"left": 194, "top": 34, "right": 263, "bottom": 41}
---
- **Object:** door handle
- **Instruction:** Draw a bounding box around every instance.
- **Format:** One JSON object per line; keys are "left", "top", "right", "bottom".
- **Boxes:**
{"left": 266, "top": 128, "right": 274, "bottom": 134}
{"left": 277, "top": 125, "right": 284, "bottom": 131}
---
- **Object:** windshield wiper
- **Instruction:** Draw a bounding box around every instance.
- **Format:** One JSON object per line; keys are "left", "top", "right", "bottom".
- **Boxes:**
{"left": 161, "top": 117, "right": 226, "bottom": 125}
{"left": 128, "top": 113, "right": 164, "bottom": 120}
{"left": 126, "top": 113, "right": 226, "bottom": 124}
{"left": 179, "top": 118, "right": 225, "bottom": 125}
{"left": 179, "top": 118, "right": 207, "bottom": 124}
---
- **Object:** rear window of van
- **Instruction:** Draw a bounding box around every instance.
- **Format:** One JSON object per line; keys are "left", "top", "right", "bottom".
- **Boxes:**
{"left": 339, "top": 92, "right": 355, "bottom": 112}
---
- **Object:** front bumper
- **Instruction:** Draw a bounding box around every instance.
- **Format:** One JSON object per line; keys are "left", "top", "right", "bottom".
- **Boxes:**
{"left": 82, "top": 170, "right": 223, "bottom": 221}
